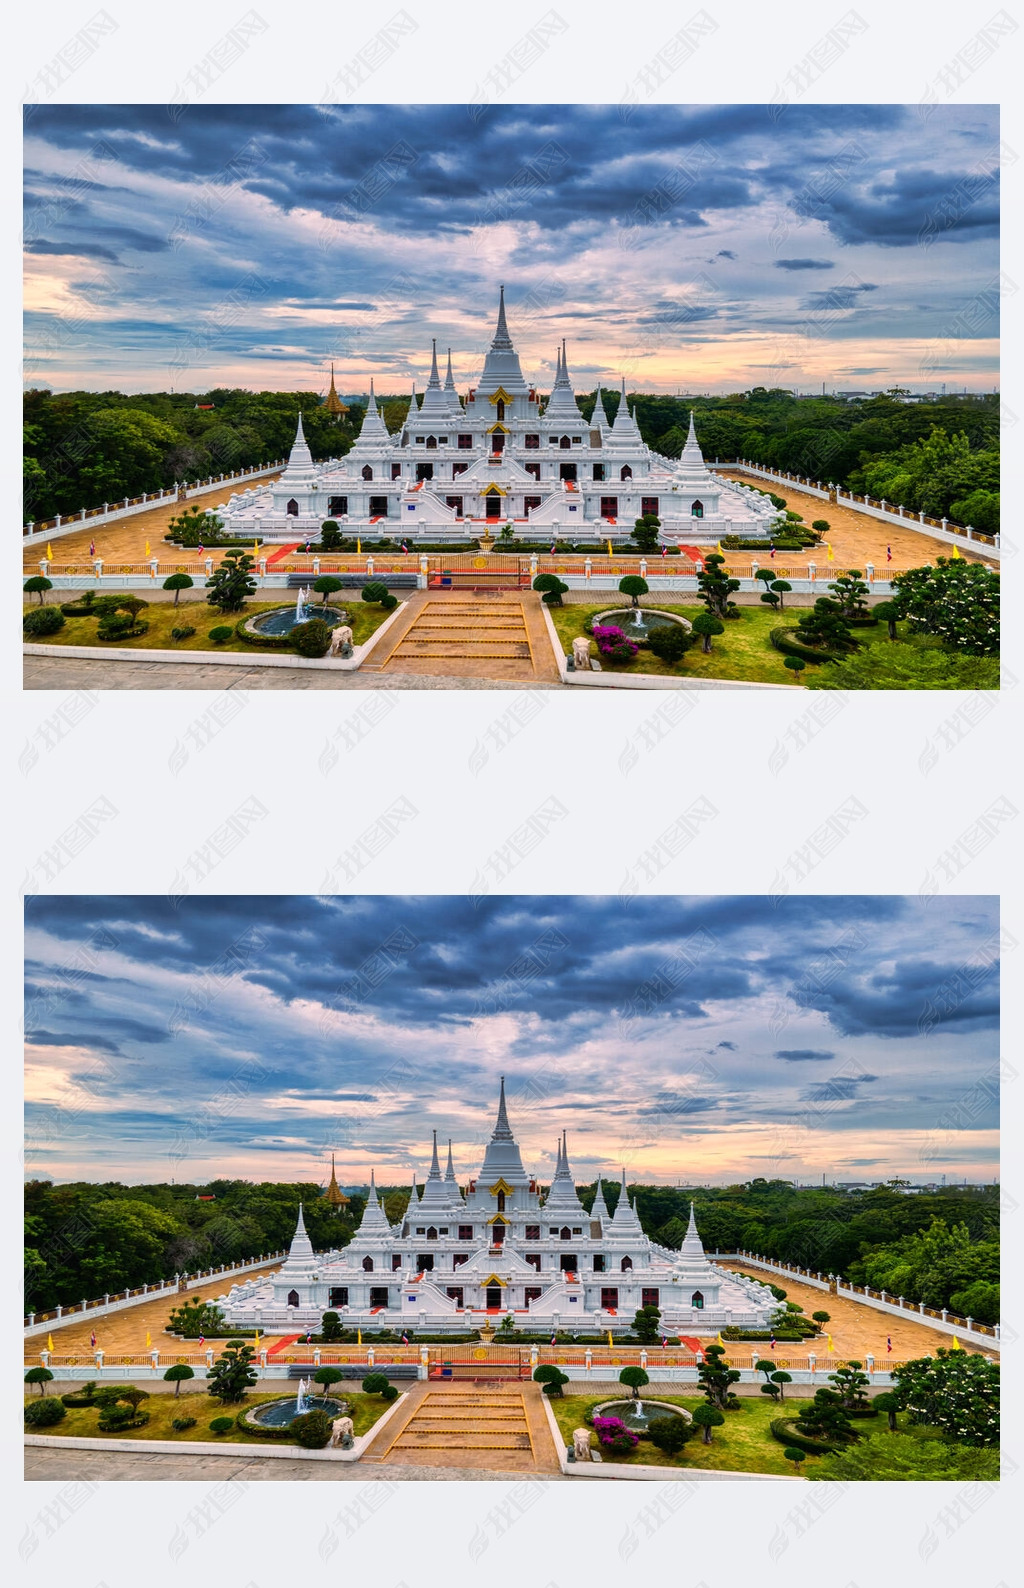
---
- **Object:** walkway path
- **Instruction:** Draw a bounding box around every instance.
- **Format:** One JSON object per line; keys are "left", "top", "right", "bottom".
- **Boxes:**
{"left": 362, "top": 590, "right": 560, "bottom": 682}
{"left": 23, "top": 654, "right": 564, "bottom": 690}
{"left": 25, "top": 1265, "right": 282, "bottom": 1359}
{"left": 716, "top": 1263, "right": 992, "bottom": 1360}
{"left": 715, "top": 472, "right": 995, "bottom": 569}
{"left": 361, "top": 1381, "right": 561, "bottom": 1474}
{"left": 24, "top": 1444, "right": 554, "bottom": 1481}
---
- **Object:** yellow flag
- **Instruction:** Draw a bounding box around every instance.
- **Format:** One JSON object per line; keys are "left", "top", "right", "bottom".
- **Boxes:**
{"left": 146, "top": 1331, "right": 152, "bottom": 1349}
{"left": 952, "top": 1334, "right": 962, "bottom": 1350}
{"left": 357, "top": 538, "right": 362, "bottom": 554}
{"left": 145, "top": 540, "right": 151, "bottom": 557}
{"left": 606, "top": 539, "right": 613, "bottom": 557}
{"left": 254, "top": 1329, "right": 260, "bottom": 1351}
{"left": 607, "top": 1330, "right": 613, "bottom": 1348}
{"left": 827, "top": 543, "right": 834, "bottom": 561}
{"left": 716, "top": 541, "right": 723, "bottom": 555}
{"left": 827, "top": 1334, "right": 834, "bottom": 1353}
{"left": 46, "top": 543, "right": 54, "bottom": 561}
{"left": 253, "top": 539, "right": 259, "bottom": 555}
{"left": 47, "top": 1333, "right": 54, "bottom": 1352}
{"left": 357, "top": 1328, "right": 362, "bottom": 1345}
{"left": 717, "top": 1331, "right": 725, "bottom": 1347}
{"left": 951, "top": 544, "right": 961, "bottom": 559}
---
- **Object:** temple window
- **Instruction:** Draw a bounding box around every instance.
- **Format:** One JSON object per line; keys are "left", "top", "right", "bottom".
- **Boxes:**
{"left": 593, "top": 1255, "right": 606, "bottom": 1272}
{"left": 453, "top": 1253, "right": 469, "bottom": 1267}
{"left": 447, "top": 1285, "right": 464, "bottom": 1306}
{"left": 328, "top": 495, "right": 347, "bottom": 516}
{"left": 525, "top": 1285, "right": 542, "bottom": 1304}
{"left": 286, "top": 499, "right": 299, "bottom": 516}
{"left": 458, "top": 434, "right": 473, "bottom": 448}
{"left": 559, "top": 463, "right": 577, "bottom": 481}
{"left": 452, "top": 462, "right": 468, "bottom": 477}
{"left": 369, "top": 1286, "right": 389, "bottom": 1308}
{"left": 572, "top": 1227, "right": 582, "bottom": 1234}
{"left": 642, "top": 496, "right": 659, "bottom": 517}
{"left": 620, "top": 465, "right": 632, "bottom": 481}
{"left": 417, "top": 1253, "right": 434, "bottom": 1271}
{"left": 524, "top": 495, "right": 541, "bottom": 514}
{"left": 601, "top": 1287, "right": 619, "bottom": 1309}
{"left": 559, "top": 435, "right": 570, "bottom": 449}
{"left": 549, "top": 1228, "right": 559, "bottom": 1235}
{"left": 525, "top": 1225, "right": 540, "bottom": 1241}
{"left": 621, "top": 1256, "right": 633, "bottom": 1271}
{"left": 362, "top": 1256, "right": 373, "bottom": 1272}
{"left": 548, "top": 436, "right": 558, "bottom": 444}
{"left": 692, "top": 1289, "right": 704, "bottom": 1309}
{"left": 426, "top": 436, "right": 437, "bottom": 449}
{"left": 426, "top": 1226, "right": 438, "bottom": 1240}
{"left": 601, "top": 496, "right": 618, "bottom": 519}
{"left": 438, "top": 437, "right": 448, "bottom": 445}
{"left": 560, "top": 1225, "right": 572, "bottom": 1240}
{"left": 392, "top": 1254, "right": 402, "bottom": 1270}
{"left": 496, "top": 1192, "right": 505, "bottom": 1212}
{"left": 392, "top": 463, "right": 401, "bottom": 479}
{"left": 416, "top": 436, "right": 425, "bottom": 443}
{"left": 572, "top": 436, "right": 582, "bottom": 444}
{"left": 458, "top": 1225, "right": 473, "bottom": 1240}
{"left": 287, "top": 1289, "right": 299, "bottom": 1307}
{"left": 329, "top": 1286, "right": 348, "bottom": 1307}
{"left": 642, "top": 1287, "right": 659, "bottom": 1308}
{"left": 593, "top": 463, "right": 605, "bottom": 481}
{"left": 525, "top": 463, "right": 540, "bottom": 481}
{"left": 416, "top": 462, "right": 433, "bottom": 481}
{"left": 691, "top": 500, "right": 704, "bottom": 518}
{"left": 362, "top": 465, "right": 373, "bottom": 480}
{"left": 416, "top": 1228, "right": 425, "bottom": 1235}
{"left": 496, "top": 400, "right": 505, "bottom": 420}
{"left": 525, "top": 434, "right": 539, "bottom": 448}
{"left": 526, "top": 1253, "right": 541, "bottom": 1271}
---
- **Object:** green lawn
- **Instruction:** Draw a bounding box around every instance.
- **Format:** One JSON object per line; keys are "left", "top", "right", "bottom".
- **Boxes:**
{"left": 24, "top": 1388, "right": 392, "bottom": 1445}
{"left": 23, "top": 599, "right": 394, "bottom": 655}
{"left": 550, "top": 1393, "right": 940, "bottom": 1477}
{"left": 548, "top": 603, "right": 933, "bottom": 687}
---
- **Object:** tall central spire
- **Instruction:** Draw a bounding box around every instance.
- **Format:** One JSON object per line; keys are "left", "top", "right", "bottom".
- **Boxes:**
{"left": 492, "top": 1074, "right": 513, "bottom": 1141}
{"left": 493, "top": 284, "right": 512, "bottom": 348}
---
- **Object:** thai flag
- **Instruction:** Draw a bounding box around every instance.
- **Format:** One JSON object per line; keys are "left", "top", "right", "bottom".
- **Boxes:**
{"left": 89, "top": 541, "right": 95, "bottom": 557}
{"left": 886, "top": 545, "right": 892, "bottom": 562}
{"left": 401, "top": 541, "right": 409, "bottom": 553}
{"left": 661, "top": 1336, "right": 667, "bottom": 1348}
{"left": 769, "top": 1333, "right": 776, "bottom": 1350}
{"left": 770, "top": 544, "right": 776, "bottom": 558}
{"left": 90, "top": 1331, "right": 96, "bottom": 1347}
{"left": 198, "top": 1333, "right": 205, "bottom": 1346}
{"left": 306, "top": 1331, "right": 312, "bottom": 1344}
{"left": 550, "top": 542, "right": 557, "bottom": 554}
{"left": 661, "top": 544, "right": 666, "bottom": 557}
{"left": 197, "top": 544, "right": 204, "bottom": 557}
{"left": 887, "top": 1336, "right": 892, "bottom": 1354}
{"left": 550, "top": 1332, "right": 557, "bottom": 1346}
{"left": 401, "top": 1332, "right": 409, "bottom": 1345}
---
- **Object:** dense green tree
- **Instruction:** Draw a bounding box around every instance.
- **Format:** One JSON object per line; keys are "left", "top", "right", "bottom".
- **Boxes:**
{"left": 631, "top": 515, "right": 661, "bottom": 553}
{"left": 618, "top": 574, "right": 649, "bottom": 607}
{"left": 24, "top": 576, "right": 52, "bottom": 605}
{"left": 806, "top": 644, "right": 998, "bottom": 691}
{"left": 892, "top": 1348, "right": 999, "bottom": 1446}
{"left": 619, "top": 1366, "right": 650, "bottom": 1397}
{"left": 533, "top": 573, "right": 569, "bottom": 606}
{"left": 890, "top": 558, "right": 999, "bottom": 654}
{"left": 691, "top": 1405, "right": 725, "bottom": 1443}
{"left": 696, "top": 553, "right": 739, "bottom": 618}
{"left": 25, "top": 1366, "right": 53, "bottom": 1395}
{"left": 630, "top": 1306, "right": 661, "bottom": 1344}
{"left": 697, "top": 1344, "right": 740, "bottom": 1408}
{"left": 163, "top": 573, "right": 194, "bottom": 605}
{"left": 313, "top": 575, "right": 343, "bottom": 606}
{"left": 809, "top": 1431, "right": 998, "bottom": 1481}
{"left": 206, "top": 550, "right": 257, "bottom": 613}
{"left": 691, "top": 613, "right": 724, "bottom": 653}
{"left": 207, "top": 1340, "right": 258, "bottom": 1403}
{"left": 794, "top": 598, "right": 858, "bottom": 655}
{"left": 164, "top": 1364, "right": 195, "bottom": 1396}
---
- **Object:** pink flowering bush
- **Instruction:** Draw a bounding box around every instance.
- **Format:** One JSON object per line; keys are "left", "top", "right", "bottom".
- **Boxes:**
{"left": 592, "top": 1415, "right": 640, "bottom": 1453}
{"left": 592, "top": 624, "right": 638, "bottom": 665}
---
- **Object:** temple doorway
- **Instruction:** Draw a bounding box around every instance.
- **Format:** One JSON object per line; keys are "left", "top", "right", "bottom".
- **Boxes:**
{"left": 486, "top": 1285, "right": 502, "bottom": 1309}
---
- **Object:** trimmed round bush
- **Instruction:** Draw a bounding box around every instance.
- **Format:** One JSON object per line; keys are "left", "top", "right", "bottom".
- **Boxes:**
{"left": 98, "top": 1406, "right": 150, "bottom": 1431}
{"left": 209, "top": 1416, "right": 235, "bottom": 1435}
{"left": 171, "top": 625, "right": 197, "bottom": 642}
{"left": 24, "top": 606, "right": 66, "bottom": 637}
{"left": 292, "top": 1409, "right": 334, "bottom": 1448}
{"left": 380, "top": 1384, "right": 399, "bottom": 1403}
{"left": 361, "top": 581, "right": 389, "bottom": 604}
{"left": 647, "top": 623, "right": 692, "bottom": 664}
{"left": 171, "top": 1416, "right": 197, "bottom": 1431}
{"left": 647, "top": 1415, "right": 694, "bottom": 1454}
{"left": 291, "top": 618, "right": 333, "bottom": 658}
{"left": 97, "top": 615, "right": 148, "bottom": 641}
{"left": 380, "top": 591, "right": 398, "bottom": 611}
{"left": 25, "top": 1396, "right": 67, "bottom": 1427}
{"left": 208, "top": 625, "right": 233, "bottom": 645}
{"left": 362, "top": 1372, "right": 390, "bottom": 1395}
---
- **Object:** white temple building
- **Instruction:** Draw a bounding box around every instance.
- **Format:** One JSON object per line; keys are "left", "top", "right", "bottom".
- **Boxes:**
{"left": 215, "top": 1079, "right": 778, "bottom": 1337}
{"left": 210, "top": 289, "right": 784, "bottom": 547}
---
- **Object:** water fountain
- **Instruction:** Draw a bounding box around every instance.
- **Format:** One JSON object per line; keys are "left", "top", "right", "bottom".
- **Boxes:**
{"left": 594, "top": 607, "right": 687, "bottom": 640}
{"left": 593, "top": 1398, "right": 690, "bottom": 1434}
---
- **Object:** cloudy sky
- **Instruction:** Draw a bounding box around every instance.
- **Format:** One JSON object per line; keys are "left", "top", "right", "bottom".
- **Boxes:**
{"left": 24, "top": 896, "right": 999, "bottom": 1188}
{"left": 24, "top": 103, "right": 999, "bottom": 395}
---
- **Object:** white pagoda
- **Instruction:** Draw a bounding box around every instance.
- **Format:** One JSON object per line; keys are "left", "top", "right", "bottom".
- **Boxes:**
{"left": 210, "top": 289, "right": 783, "bottom": 546}
{"left": 214, "top": 1079, "right": 777, "bottom": 1337}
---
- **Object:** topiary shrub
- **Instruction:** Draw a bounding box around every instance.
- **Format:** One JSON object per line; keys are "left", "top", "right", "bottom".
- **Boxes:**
{"left": 647, "top": 1415, "right": 694, "bottom": 1454}
{"left": 380, "top": 592, "right": 398, "bottom": 610}
{"left": 770, "top": 1417, "right": 840, "bottom": 1455}
{"left": 362, "top": 1372, "right": 390, "bottom": 1396}
{"left": 25, "top": 1396, "right": 67, "bottom": 1427}
{"left": 209, "top": 1416, "right": 235, "bottom": 1435}
{"left": 292, "top": 1409, "right": 334, "bottom": 1448}
{"left": 647, "top": 623, "right": 692, "bottom": 664}
{"left": 23, "top": 606, "right": 66, "bottom": 637}
{"left": 171, "top": 625, "right": 197, "bottom": 642}
{"left": 97, "top": 615, "right": 148, "bottom": 641}
{"left": 291, "top": 618, "right": 333, "bottom": 658}
{"left": 208, "top": 625, "right": 233, "bottom": 645}
{"left": 361, "top": 582, "right": 389, "bottom": 604}
{"left": 380, "top": 1384, "right": 399, "bottom": 1403}
{"left": 770, "top": 627, "right": 839, "bottom": 664}
{"left": 171, "top": 1416, "right": 198, "bottom": 1431}
{"left": 533, "top": 1364, "right": 570, "bottom": 1398}
{"left": 98, "top": 1405, "right": 150, "bottom": 1432}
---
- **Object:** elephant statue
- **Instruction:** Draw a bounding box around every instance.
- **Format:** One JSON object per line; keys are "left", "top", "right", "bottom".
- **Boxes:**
{"left": 572, "top": 636, "right": 591, "bottom": 671}
{"left": 329, "top": 625, "right": 354, "bottom": 657}
{"left": 330, "top": 1415, "right": 355, "bottom": 1447}
{"left": 572, "top": 1426, "right": 592, "bottom": 1461}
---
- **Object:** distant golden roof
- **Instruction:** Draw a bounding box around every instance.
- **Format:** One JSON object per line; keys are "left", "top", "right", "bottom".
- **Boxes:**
{"left": 324, "top": 363, "right": 348, "bottom": 416}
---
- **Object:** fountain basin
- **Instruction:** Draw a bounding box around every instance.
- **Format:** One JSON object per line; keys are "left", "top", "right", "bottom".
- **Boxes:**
{"left": 245, "top": 1394, "right": 345, "bottom": 1429}
{"left": 593, "top": 608, "right": 691, "bottom": 639}
{"left": 244, "top": 606, "right": 349, "bottom": 638}
{"left": 593, "top": 1398, "right": 691, "bottom": 1434}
